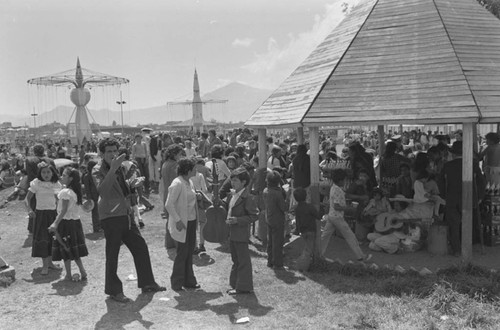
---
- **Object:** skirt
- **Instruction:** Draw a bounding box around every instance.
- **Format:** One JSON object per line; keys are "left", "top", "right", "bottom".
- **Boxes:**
{"left": 32, "top": 209, "right": 57, "bottom": 258}
{"left": 52, "top": 219, "right": 89, "bottom": 261}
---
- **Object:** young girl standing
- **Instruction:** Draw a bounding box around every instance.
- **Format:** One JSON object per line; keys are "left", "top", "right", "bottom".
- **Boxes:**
{"left": 25, "top": 162, "right": 62, "bottom": 275}
{"left": 48, "top": 167, "right": 88, "bottom": 281}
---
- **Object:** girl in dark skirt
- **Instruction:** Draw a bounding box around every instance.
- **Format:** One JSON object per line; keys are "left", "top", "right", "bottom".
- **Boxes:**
{"left": 25, "top": 161, "right": 62, "bottom": 275}
{"left": 49, "top": 167, "right": 88, "bottom": 281}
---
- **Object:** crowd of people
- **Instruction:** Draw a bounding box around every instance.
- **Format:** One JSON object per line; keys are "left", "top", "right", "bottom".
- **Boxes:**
{"left": 1, "top": 126, "right": 499, "bottom": 303}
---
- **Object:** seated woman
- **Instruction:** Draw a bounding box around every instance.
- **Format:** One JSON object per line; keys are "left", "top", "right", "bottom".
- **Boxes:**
{"left": 368, "top": 200, "right": 423, "bottom": 254}
{"left": 374, "top": 170, "right": 444, "bottom": 233}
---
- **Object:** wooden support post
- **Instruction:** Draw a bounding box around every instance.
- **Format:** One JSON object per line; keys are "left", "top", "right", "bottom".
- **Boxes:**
{"left": 377, "top": 125, "right": 385, "bottom": 156}
{"left": 258, "top": 128, "right": 267, "bottom": 169}
{"left": 309, "top": 127, "right": 321, "bottom": 256}
{"left": 472, "top": 124, "right": 478, "bottom": 154}
{"left": 462, "top": 122, "right": 474, "bottom": 262}
{"left": 297, "top": 126, "right": 304, "bottom": 144}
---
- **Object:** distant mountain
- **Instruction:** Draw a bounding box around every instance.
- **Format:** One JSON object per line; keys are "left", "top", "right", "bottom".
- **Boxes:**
{"left": 202, "top": 82, "right": 272, "bottom": 123}
{"left": 9, "top": 82, "right": 272, "bottom": 127}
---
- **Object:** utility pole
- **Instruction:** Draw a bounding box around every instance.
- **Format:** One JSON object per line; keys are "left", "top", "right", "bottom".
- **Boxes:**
{"left": 31, "top": 107, "right": 38, "bottom": 139}
{"left": 116, "top": 91, "right": 126, "bottom": 136}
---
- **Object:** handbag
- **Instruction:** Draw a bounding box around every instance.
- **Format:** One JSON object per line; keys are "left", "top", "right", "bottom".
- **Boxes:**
{"left": 196, "top": 190, "right": 213, "bottom": 210}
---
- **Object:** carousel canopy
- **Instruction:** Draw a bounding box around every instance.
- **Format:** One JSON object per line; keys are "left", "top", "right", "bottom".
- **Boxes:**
{"left": 27, "top": 58, "right": 129, "bottom": 88}
{"left": 245, "top": 0, "right": 500, "bottom": 128}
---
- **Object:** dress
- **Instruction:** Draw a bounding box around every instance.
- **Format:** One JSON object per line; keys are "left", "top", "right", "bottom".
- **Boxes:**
{"left": 52, "top": 189, "right": 89, "bottom": 261}
{"left": 29, "top": 179, "right": 62, "bottom": 258}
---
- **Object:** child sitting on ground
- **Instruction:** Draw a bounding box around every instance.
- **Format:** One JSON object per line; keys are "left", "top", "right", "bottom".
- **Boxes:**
{"left": 293, "top": 187, "right": 320, "bottom": 271}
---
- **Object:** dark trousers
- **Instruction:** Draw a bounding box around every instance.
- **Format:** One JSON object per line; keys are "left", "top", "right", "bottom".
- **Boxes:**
{"left": 135, "top": 157, "right": 150, "bottom": 194}
{"left": 91, "top": 198, "right": 100, "bottom": 232}
{"left": 171, "top": 220, "right": 197, "bottom": 289}
{"left": 230, "top": 240, "right": 253, "bottom": 292}
{"left": 101, "top": 216, "right": 156, "bottom": 295}
{"left": 267, "top": 223, "right": 285, "bottom": 267}
{"left": 446, "top": 203, "right": 462, "bottom": 254}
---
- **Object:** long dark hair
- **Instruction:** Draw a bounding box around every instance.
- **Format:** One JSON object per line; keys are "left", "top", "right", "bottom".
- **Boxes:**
{"left": 64, "top": 167, "right": 83, "bottom": 205}
{"left": 36, "top": 163, "right": 59, "bottom": 183}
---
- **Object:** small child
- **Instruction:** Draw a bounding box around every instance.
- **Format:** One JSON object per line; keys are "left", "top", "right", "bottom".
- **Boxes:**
{"left": 26, "top": 161, "right": 62, "bottom": 275}
{"left": 320, "top": 168, "right": 372, "bottom": 262}
{"left": 49, "top": 167, "right": 88, "bottom": 281}
{"left": 263, "top": 170, "right": 287, "bottom": 269}
{"left": 293, "top": 187, "right": 320, "bottom": 271}
{"left": 362, "top": 188, "right": 392, "bottom": 217}
{"left": 0, "top": 170, "right": 28, "bottom": 208}
{"left": 413, "top": 170, "right": 445, "bottom": 220}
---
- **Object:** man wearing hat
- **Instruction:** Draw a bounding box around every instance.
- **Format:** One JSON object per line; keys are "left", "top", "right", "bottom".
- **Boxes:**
{"left": 390, "top": 135, "right": 404, "bottom": 154}
{"left": 439, "top": 141, "right": 484, "bottom": 256}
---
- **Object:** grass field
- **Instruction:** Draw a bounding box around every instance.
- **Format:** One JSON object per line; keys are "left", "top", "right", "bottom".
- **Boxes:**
{"left": 1, "top": 186, "right": 500, "bottom": 329}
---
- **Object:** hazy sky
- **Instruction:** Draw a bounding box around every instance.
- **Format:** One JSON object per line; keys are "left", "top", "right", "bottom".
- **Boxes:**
{"left": 0, "top": 0, "right": 351, "bottom": 117}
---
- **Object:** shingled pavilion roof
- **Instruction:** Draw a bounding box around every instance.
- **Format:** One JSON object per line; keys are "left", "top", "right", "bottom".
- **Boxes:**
{"left": 245, "top": 0, "right": 500, "bottom": 128}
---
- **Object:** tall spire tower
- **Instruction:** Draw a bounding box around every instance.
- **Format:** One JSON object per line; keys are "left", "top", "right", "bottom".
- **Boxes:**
{"left": 192, "top": 69, "right": 204, "bottom": 134}
{"left": 167, "top": 69, "right": 227, "bottom": 133}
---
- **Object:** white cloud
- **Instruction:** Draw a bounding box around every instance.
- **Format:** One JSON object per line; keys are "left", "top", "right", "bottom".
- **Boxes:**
{"left": 232, "top": 37, "right": 255, "bottom": 48}
{"left": 242, "top": 0, "right": 359, "bottom": 89}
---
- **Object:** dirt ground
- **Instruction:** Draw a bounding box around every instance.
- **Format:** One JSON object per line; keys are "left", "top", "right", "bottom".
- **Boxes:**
{"left": 1, "top": 185, "right": 499, "bottom": 329}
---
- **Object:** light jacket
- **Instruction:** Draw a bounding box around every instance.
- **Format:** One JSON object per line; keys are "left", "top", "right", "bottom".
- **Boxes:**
{"left": 165, "top": 176, "right": 198, "bottom": 243}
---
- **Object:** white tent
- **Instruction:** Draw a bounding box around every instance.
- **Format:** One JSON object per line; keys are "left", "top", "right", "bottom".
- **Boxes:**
{"left": 54, "top": 128, "right": 66, "bottom": 136}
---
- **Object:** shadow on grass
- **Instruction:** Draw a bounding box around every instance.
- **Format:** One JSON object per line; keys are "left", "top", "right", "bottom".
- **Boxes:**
{"left": 50, "top": 277, "right": 87, "bottom": 296}
{"left": 85, "top": 232, "right": 105, "bottom": 241}
{"left": 273, "top": 267, "right": 307, "bottom": 285}
{"left": 173, "top": 290, "right": 223, "bottom": 312}
{"left": 172, "top": 289, "right": 273, "bottom": 323}
{"left": 193, "top": 253, "right": 215, "bottom": 267}
{"left": 210, "top": 293, "right": 274, "bottom": 323}
{"left": 94, "top": 293, "right": 155, "bottom": 330}
{"left": 22, "top": 235, "right": 33, "bottom": 248}
{"left": 23, "top": 267, "right": 63, "bottom": 284}
{"left": 283, "top": 237, "right": 500, "bottom": 303}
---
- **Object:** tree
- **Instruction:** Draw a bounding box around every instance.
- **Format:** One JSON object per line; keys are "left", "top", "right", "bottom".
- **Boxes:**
{"left": 477, "top": 0, "right": 500, "bottom": 19}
